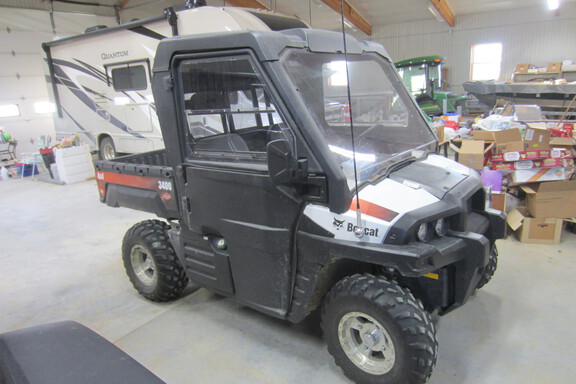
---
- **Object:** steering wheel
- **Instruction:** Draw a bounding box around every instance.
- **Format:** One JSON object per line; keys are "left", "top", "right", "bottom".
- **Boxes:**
{"left": 266, "top": 123, "right": 286, "bottom": 142}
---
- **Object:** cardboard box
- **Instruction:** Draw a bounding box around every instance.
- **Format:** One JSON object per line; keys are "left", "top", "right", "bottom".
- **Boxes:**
{"left": 474, "top": 128, "right": 524, "bottom": 154}
{"left": 507, "top": 208, "right": 563, "bottom": 244}
{"left": 491, "top": 149, "right": 551, "bottom": 162}
{"left": 490, "top": 192, "right": 506, "bottom": 212}
{"left": 524, "top": 127, "right": 551, "bottom": 150}
{"left": 450, "top": 140, "right": 493, "bottom": 170}
{"left": 520, "top": 180, "right": 576, "bottom": 218}
{"left": 547, "top": 62, "right": 563, "bottom": 73}
{"left": 509, "top": 167, "right": 566, "bottom": 185}
{"left": 491, "top": 158, "right": 571, "bottom": 171}
{"left": 515, "top": 64, "right": 532, "bottom": 74}
{"left": 550, "top": 137, "right": 576, "bottom": 153}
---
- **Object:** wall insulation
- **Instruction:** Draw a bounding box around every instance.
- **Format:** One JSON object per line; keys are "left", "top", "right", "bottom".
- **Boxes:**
{"left": 372, "top": 3, "right": 576, "bottom": 93}
{"left": 0, "top": 8, "right": 115, "bottom": 157}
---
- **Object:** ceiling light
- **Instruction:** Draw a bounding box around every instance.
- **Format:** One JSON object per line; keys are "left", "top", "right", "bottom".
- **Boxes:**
{"left": 428, "top": 5, "right": 444, "bottom": 23}
{"left": 548, "top": 0, "right": 560, "bottom": 10}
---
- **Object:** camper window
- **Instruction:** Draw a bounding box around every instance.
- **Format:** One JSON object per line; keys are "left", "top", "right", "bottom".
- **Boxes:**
{"left": 111, "top": 65, "right": 147, "bottom": 91}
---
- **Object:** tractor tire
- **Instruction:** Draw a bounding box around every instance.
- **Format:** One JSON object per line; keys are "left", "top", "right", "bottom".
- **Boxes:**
{"left": 99, "top": 137, "right": 116, "bottom": 160}
{"left": 477, "top": 244, "right": 498, "bottom": 290}
{"left": 122, "top": 220, "right": 188, "bottom": 302}
{"left": 321, "top": 274, "right": 438, "bottom": 384}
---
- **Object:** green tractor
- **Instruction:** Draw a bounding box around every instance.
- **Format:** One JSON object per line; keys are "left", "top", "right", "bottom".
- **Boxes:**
{"left": 395, "top": 55, "right": 468, "bottom": 116}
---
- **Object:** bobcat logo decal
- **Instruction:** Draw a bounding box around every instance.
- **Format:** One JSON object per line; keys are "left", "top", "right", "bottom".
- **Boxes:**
{"left": 333, "top": 218, "right": 345, "bottom": 230}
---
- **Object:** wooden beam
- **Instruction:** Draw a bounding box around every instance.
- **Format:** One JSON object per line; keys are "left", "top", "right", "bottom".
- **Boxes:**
{"left": 224, "top": 0, "right": 269, "bottom": 11}
{"left": 430, "top": 0, "right": 455, "bottom": 27}
{"left": 321, "top": 0, "right": 372, "bottom": 36}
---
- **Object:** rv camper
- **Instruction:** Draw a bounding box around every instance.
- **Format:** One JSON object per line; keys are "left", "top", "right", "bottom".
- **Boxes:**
{"left": 42, "top": 4, "right": 307, "bottom": 160}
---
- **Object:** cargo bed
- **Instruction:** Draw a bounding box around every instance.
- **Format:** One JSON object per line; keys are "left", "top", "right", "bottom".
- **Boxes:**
{"left": 94, "top": 150, "right": 179, "bottom": 219}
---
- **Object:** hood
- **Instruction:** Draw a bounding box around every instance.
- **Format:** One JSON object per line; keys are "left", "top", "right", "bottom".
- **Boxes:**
{"left": 389, "top": 155, "right": 472, "bottom": 200}
{"left": 303, "top": 156, "right": 473, "bottom": 244}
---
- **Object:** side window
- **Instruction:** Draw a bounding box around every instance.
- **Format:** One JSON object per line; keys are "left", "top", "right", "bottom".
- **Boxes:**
{"left": 107, "top": 61, "right": 150, "bottom": 91}
{"left": 180, "top": 55, "right": 287, "bottom": 157}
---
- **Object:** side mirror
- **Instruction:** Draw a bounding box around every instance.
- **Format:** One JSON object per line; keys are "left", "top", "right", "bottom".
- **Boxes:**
{"left": 267, "top": 139, "right": 297, "bottom": 185}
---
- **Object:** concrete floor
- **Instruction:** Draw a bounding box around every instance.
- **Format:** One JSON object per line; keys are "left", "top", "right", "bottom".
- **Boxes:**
{"left": 1, "top": 176, "right": 575, "bottom": 384}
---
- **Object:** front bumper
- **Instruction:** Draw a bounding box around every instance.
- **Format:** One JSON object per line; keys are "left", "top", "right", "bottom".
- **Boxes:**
{"left": 298, "top": 227, "right": 492, "bottom": 315}
{"left": 298, "top": 209, "right": 506, "bottom": 315}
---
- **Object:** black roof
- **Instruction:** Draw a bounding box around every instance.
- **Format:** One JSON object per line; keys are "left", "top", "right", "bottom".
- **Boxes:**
{"left": 152, "top": 28, "right": 391, "bottom": 72}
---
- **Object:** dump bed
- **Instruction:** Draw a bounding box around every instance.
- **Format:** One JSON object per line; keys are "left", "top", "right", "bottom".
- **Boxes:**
{"left": 94, "top": 150, "right": 179, "bottom": 219}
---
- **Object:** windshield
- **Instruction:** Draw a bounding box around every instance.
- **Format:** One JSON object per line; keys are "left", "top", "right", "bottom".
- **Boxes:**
{"left": 281, "top": 49, "right": 435, "bottom": 185}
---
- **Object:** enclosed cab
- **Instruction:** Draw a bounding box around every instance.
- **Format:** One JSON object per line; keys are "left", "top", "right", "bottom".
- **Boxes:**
{"left": 396, "top": 55, "right": 469, "bottom": 116}
{"left": 96, "top": 27, "right": 506, "bottom": 384}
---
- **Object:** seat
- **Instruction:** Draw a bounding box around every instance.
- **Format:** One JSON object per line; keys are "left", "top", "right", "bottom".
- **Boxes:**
{"left": 186, "top": 91, "right": 229, "bottom": 111}
{"left": 193, "top": 133, "right": 249, "bottom": 152}
{"left": 0, "top": 321, "right": 165, "bottom": 384}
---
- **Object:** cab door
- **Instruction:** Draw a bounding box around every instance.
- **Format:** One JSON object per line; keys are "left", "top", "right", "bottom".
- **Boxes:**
{"left": 175, "top": 53, "right": 302, "bottom": 318}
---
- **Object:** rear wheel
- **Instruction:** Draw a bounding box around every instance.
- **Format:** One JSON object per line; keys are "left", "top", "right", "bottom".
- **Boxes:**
{"left": 322, "top": 274, "right": 438, "bottom": 384}
{"left": 99, "top": 136, "right": 116, "bottom": 160}
{"left": 122, "top": 220, "right": 188, "bottom": 302}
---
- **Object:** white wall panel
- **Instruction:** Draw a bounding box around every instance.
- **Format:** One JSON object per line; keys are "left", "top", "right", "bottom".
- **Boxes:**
{"left": 372, "top": 4, "right": 576, "bottom": 93}
{"left": 0, "top": 7, "right": 115, "bottom": 157}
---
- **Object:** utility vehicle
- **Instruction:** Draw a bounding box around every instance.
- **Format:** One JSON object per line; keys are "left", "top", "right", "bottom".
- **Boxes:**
{"left": 95, "top": 15, "right": 505, "bottom": 384}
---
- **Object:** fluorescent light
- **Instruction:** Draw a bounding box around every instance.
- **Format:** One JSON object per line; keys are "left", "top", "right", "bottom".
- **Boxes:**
{"left": 34, "top": 101, "right": 56, "bottom": 114}
{"left": 548, "top": 0, "right": 560, "bottom": 10}
{"left": 0, "top": 104, "right": 20, "bottom": 118}
{"left": 428, "top": 4, "right": 444, "bottom": 22}
{"left": 343, "top": 20, "right": 353, "bottom": 29}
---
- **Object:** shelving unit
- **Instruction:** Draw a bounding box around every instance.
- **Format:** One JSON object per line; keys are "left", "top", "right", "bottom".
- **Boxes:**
{"left": 512, "top": 70, "right": 576, "bottom": 83}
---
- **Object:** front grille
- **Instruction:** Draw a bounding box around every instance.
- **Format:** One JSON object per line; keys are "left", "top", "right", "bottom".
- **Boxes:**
{"left": 450, "top": 188, "right": 485, "bottom": 232}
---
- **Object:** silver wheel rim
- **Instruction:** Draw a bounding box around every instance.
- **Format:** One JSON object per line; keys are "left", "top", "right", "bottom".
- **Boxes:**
{"left": 338, "top": 311, "right": 396, "bottom": 375}
{"left": 102, "top": 141, "right": 115, "bottom": 160}
{"left": 130, "top": 245, "right": 157, "bottom": 288}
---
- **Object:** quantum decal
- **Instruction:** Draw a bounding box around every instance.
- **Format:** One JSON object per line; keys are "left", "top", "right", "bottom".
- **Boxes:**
{"left": 101, "top": 51, "right": 129, "bottom": 60}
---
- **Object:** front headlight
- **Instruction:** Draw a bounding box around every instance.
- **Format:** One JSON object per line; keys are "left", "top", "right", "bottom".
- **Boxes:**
{"left": 434, "top": 218, "right": 447, "bottom": 237}
{"left": 417, "top": 223, "right": 431, "bottom": 242}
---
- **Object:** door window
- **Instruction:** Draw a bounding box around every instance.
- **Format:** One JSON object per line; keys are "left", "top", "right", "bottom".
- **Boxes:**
{"left": 180, "top": 55, "right": 288, "bottom": 158}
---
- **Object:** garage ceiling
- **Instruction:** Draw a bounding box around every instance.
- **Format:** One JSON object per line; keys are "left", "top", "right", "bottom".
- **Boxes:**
{"left": 0, "top": 0, "right": 575, "bottom": 34}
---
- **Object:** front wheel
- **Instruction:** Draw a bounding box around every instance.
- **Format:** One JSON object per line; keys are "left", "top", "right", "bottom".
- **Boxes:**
{"left": 322, "top": 274, "right": 437, "bottom": 384}
{"left": 477, "top": 244, "right": 498, "bottom": 289}
{"left": 99, "top": 136, "right": 116, "bottom": 160}
{"left": 122, "top": 220, "right": 189, "bottom": 302}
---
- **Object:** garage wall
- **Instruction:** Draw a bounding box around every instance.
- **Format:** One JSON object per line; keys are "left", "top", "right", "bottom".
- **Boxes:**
{"left": 0, "top": 8, "right": 115, "bottom": 158}
{"left": 372, "top": 3, "right": 576, "bottom": 93}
